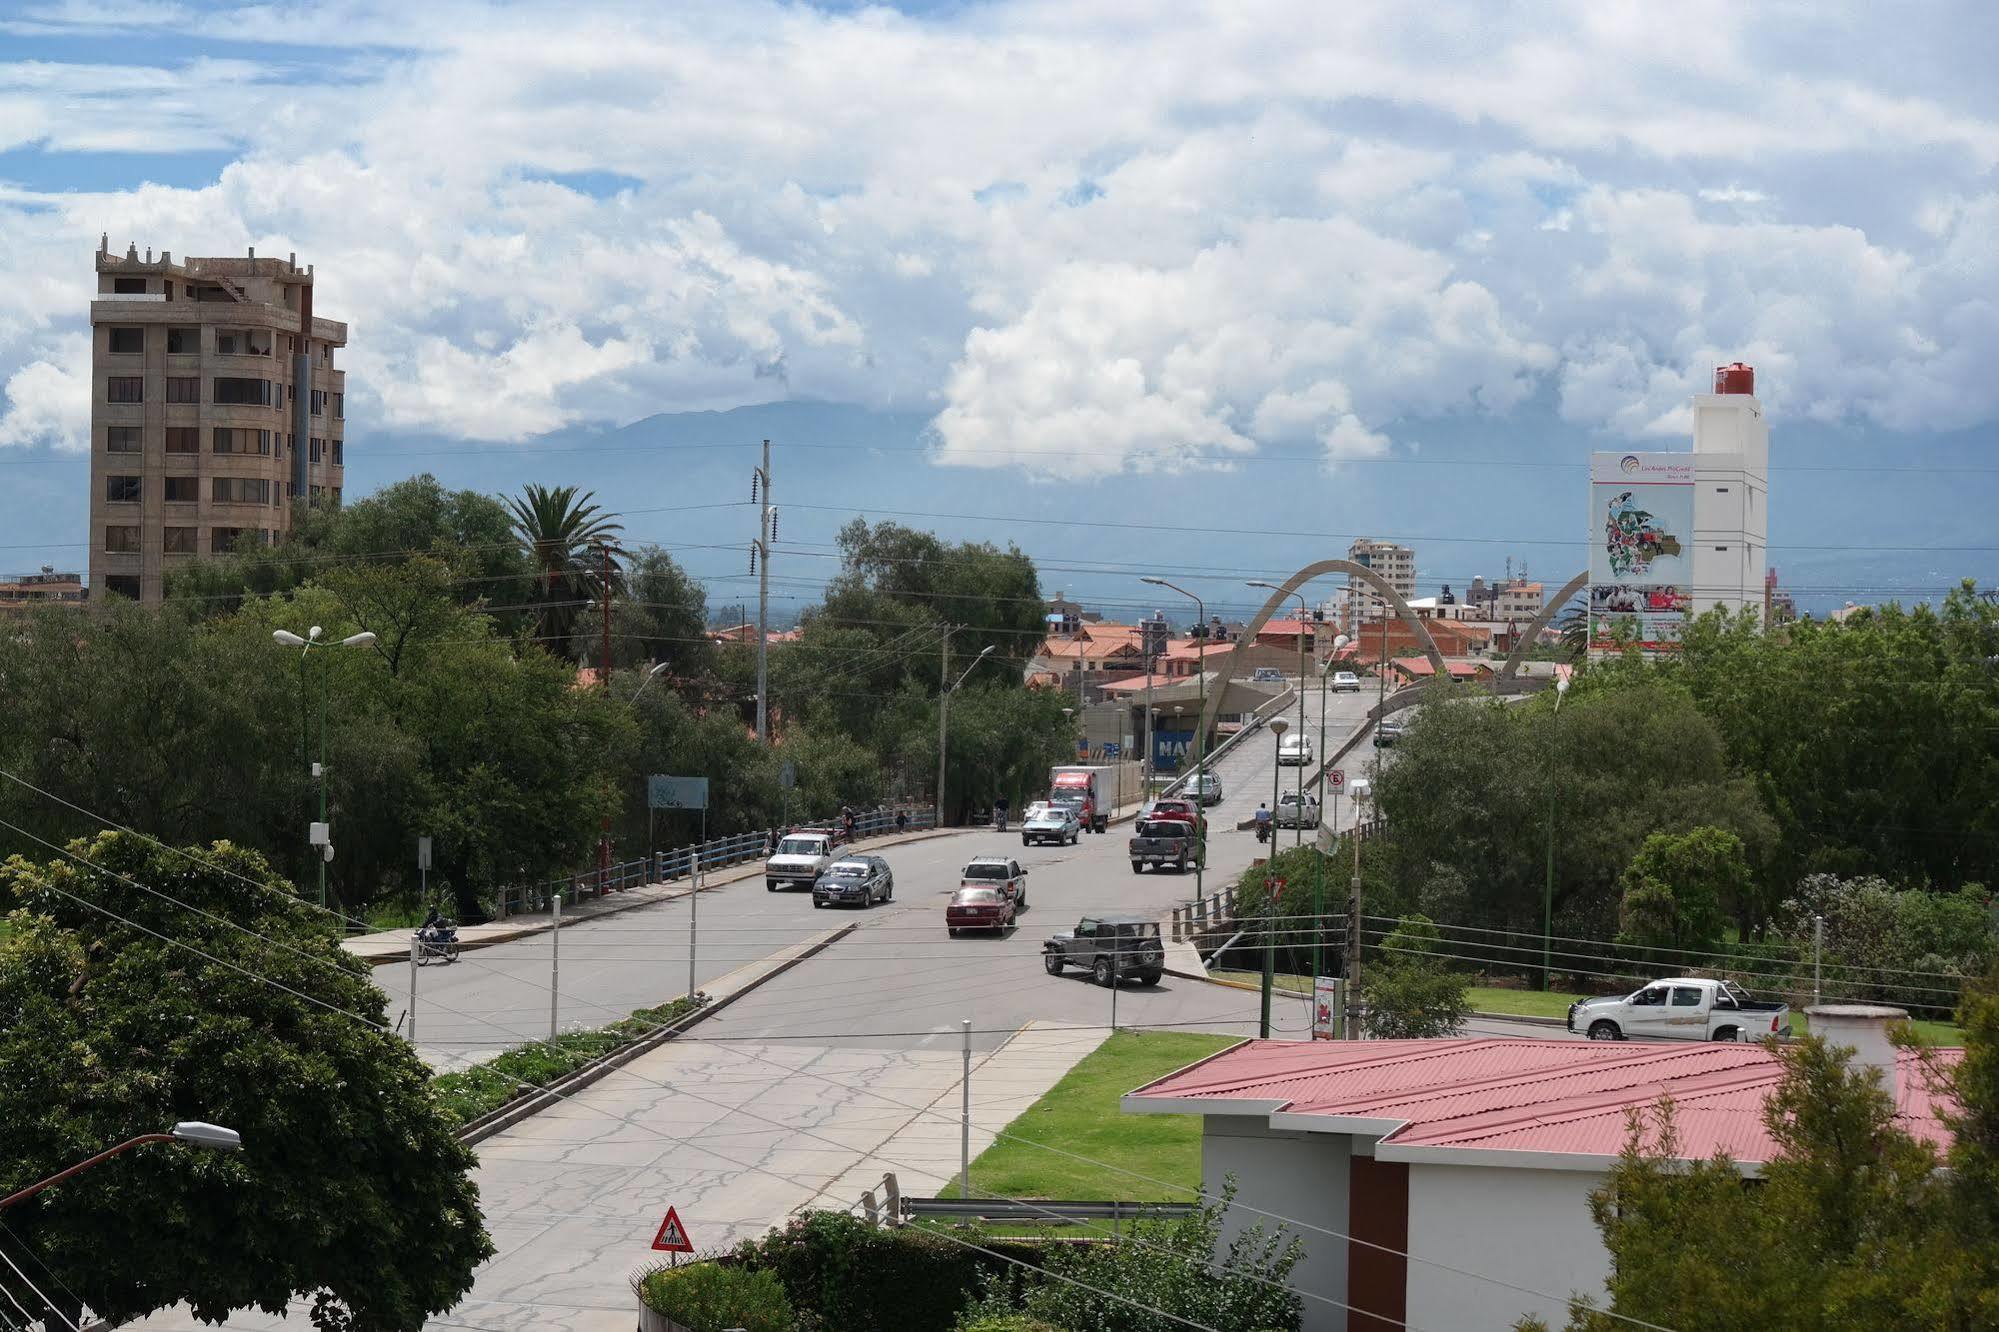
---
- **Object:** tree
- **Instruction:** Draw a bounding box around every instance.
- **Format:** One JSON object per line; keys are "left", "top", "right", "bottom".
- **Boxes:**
{"left": 1360, "top": 914, "right": 1470, "bottom": 1039}
{"left": 506, "top": 483, "right": 626, "bottom": 654}
{"left": 1614, "top": 827, "right": 1748, "bottom": 957}
{"left": 578, "top": 545, "right": 712, "bottom": 676}
{"left": 0, "top": 833, "right": 491, "bottom": 1329}
{"left": 1535, "top": 975, "right": 1999, "bottom": 1331}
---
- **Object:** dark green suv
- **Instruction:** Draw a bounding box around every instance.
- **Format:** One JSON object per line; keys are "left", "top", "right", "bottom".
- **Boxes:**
{"left": 1043, "top": 915, "right": 1165, "bottom": 987}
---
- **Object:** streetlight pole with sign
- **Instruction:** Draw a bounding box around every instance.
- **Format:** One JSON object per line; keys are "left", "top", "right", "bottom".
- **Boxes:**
{"left": 1263, "top": 716, "right": 1289, "bottom": 1038}
{"left": 272, "top": 626, "right": 376, "bottom": 911}
{"left": 1140, "top": 577, "right": 1209, "bottom": 905}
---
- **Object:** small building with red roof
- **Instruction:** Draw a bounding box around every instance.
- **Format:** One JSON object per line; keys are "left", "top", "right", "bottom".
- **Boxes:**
{"left": 1122, "top": 1011, "right": 1956, "bottom": 1331}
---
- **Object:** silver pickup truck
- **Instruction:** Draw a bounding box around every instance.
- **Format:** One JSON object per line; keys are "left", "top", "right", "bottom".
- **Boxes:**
{"left": 1568, "top": 977, "right": 1791, "bottom": 1043}
{"left": 765, "top": 831, "right": 834, "bottom": 892}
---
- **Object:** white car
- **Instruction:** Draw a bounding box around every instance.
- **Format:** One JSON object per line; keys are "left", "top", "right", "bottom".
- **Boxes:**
{"left": 1184, "top": 771, "right": 1224, "bottom": 806}
{"left": 1329, "top": 671, "right": 1361, "bottom": 692}
{"left": 1022, "top": 804, "right": 1081, "bottom": 846}
{"left": 765, "top": 831, "right": 835, "bottom": 892}
{"left": 1274, "top": 792, "right": 1320, "bottom": 828}
{"left": 1567, "top": 978, "right": 1791, "bottom": 1043}
{"left": 1277, "top": 734, "right": 1314, "bottom": 767}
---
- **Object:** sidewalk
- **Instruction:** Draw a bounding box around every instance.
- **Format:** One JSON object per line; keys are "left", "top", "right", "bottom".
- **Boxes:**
{"left": 800, "top": 1020, "right": 1113, "bottom": 1212}
{"left": 341, "top": 824, "right": 968, "bottom": 966}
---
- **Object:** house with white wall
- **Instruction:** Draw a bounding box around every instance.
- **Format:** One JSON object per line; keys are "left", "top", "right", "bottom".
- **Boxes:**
{"left": 1122, "top": 1009, "right": 1955, "bottom": 1332}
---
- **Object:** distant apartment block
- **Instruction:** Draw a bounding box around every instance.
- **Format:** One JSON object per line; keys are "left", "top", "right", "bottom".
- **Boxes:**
{"left": 87, "top": 238, "right": 347, "bottom": 604}
{"left": 1494, "top": 578, "right": 1545, "bottom": 620}
{"left": 1346, "top": 537, "right": 1415, "bottom": 623}
{"left": 0, "top": 568, "right": 84, "bottom": 615}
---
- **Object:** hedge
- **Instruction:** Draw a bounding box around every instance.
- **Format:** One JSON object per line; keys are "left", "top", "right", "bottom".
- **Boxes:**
{"left": 635, "top": 1261, "right": 796, "bottom": 1332}
{"left": 430, "top": 995, "right": 702, "bottom": 1124}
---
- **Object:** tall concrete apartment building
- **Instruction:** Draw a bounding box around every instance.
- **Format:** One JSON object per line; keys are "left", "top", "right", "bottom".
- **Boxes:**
{"left": 88, "top": 238, "right": 347, "bottom": 604}
{"left": 1345, "top": 537, "right": 1416, "bottom": 626}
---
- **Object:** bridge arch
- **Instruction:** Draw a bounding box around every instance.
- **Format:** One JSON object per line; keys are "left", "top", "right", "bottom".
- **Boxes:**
{"left": 1496, "top": 571, "right": 1589, "bottom": 683}
{"left": 1194, "top": 559, "right": 1452, "bottom": 748}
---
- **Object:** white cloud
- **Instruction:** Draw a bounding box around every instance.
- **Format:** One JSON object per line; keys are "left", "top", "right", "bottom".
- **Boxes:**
{"left": 0, "top": 334, "right": 90, "bottom": 449}
{"left": 0, "top": 0, "right": 1994, "bottom": 472}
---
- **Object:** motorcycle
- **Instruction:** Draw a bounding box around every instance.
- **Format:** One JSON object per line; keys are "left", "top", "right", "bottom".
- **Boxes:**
{"left": 1255, "top": 821, "right": 1271, "bottom": 845}
{"left": 415, "top": 921, "right": 460, "bottom": 966}
{"left": 993, "top": 809, "right": 1009, "bottom": 832}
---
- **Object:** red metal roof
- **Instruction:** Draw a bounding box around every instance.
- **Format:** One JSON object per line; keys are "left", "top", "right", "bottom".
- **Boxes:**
{"left": 1128, "top": 1038, "right": 1960, "bottom": 1165}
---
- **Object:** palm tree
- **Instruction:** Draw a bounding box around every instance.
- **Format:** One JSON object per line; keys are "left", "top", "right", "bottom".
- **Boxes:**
{"left": 505, "top": 484, "right": 626, "bottom": 655}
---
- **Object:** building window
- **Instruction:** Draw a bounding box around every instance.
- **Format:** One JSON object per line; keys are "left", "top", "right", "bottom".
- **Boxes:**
{"left": 212, "top": 477, "right": 271, "bottom": 505}
{"left": 103, "top": 525, "right": 141, "bottom": 554}
{"left": 212, "top": 377, "right": 271, "bottom": 405}
{"left": 163, "top": 526, "right": 198, "bottom": 554}
{"left": 106, "top": 426, "right": 142, "bottom": 453}
{"left": 310, "top": 389, "right": 327, "bottom": 416}
{"left": 167, "top": 327, "right": 200, "bottom": 354}
{"left": 214, "top": 329, "right": 272, "bottom": 356}
{"left": 105, "top": 475, "right": 141, "bottom": 503}
{"left": 164, "top": 476, "right": 199, "bottom": 503}
{"left": 166, "top": 376, "right": 200, "bottom": 404}
{"left": 112, "top": 277, "right": 147, "bottom": 294}
{"left": 108, "top": 327, "right": 144, "bottom": 354}
{"left": 102, "top": 574, "right": 140, "bottom": 600}
{"left": 331, "top": 439, "right": 343, "bottom": 465}
{"left": 165, "top": 427, "right": 198, "bottom": 454}
{"left": 106, "top": 376, "right": 143, "bottom": 403}
{"left": 333, "top": 392, "right": 343, "bottom": 419}
{"left": 213, "top": 427, "right": 272, "bottom": 455}
{"left": 210, "top": 527, "right": 247, "bottom": 553}
{"left": 309, "top": 437, "right": 324, "bottom": 463}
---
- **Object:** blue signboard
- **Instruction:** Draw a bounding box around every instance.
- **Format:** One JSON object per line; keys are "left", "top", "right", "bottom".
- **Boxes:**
{"left": 1152, "top": 730, "right": 1194, "bottom": 773}
{"left": 647, "top": 775, "right": 710, "bottom": 810}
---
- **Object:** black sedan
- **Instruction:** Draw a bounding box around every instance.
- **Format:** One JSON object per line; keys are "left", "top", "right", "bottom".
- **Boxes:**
{"left": 813, "top": 855, "right": 894, "bottom": 908}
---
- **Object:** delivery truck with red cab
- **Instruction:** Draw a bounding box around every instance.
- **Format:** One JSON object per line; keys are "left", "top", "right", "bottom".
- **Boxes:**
{"left": 1048, "top": 765, "right": 1113, "bottom": 833}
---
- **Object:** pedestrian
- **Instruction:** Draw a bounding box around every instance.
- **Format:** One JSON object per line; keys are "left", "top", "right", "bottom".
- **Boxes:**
{"left": 896, "top": 808, "right": 908, "bottom": 834}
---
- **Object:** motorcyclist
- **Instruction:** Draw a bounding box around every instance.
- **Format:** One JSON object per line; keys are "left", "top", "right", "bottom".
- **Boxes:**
{"left": 420, "top": 907, "right": 444, "bottom": 938}
{"left": 1254, "top": 802, "right": 1272, "bottom": 843}
{"left": 994, "top": 796, "right": 1011, "bottom": 831}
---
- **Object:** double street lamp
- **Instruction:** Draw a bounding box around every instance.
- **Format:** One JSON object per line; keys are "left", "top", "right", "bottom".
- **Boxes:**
{"left": 1542, "top": 675, "right": 1572, "bottom": 990}
{"left": 1, "top": 1121, "right": 242, "bottom": 1212}
{"left": 273, "top": 627, "right": 377, "bottom": 911}
{"left": 1247, "top": 582, "right": 1310, "bottom": 848}
{"left": 1262, "top": 717, "right": 1289, "bottom": 1040}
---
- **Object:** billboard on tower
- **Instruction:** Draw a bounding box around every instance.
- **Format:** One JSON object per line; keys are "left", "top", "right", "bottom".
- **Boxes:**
{"left": 1589, "top": 452, "right": 1694, "bottom": 652}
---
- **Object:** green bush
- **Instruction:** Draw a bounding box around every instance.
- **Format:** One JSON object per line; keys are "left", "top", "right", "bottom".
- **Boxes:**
{"left": 430, "top": 995, "right": 700, "bottom": 1124}
{"left": 957, "top": 1315, "right": 1063, "bottom": 1332}
{"left": 635, "top": 1261, "right": 795, "bottom": 1332}
{"left": 732, "top": 1211, "right": 1045, "bottom": 1332}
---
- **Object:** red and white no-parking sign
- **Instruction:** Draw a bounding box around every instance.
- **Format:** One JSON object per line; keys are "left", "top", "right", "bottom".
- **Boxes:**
{"left": 1326, "top": 769, "right": 1345, "bottom": 791}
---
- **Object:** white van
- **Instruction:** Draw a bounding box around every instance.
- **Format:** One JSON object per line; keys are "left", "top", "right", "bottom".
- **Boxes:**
{"left": 1277, "top": 734, "right": 1314, "bottom": 767}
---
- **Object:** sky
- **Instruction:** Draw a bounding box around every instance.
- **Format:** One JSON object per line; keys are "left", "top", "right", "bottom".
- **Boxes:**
{"left": 1, "top": 0, "right": 1997, "bottom": 621}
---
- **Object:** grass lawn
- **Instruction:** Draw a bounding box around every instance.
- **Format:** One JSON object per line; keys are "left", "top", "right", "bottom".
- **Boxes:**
{"left": 1208, "top": 970, "right": 1970, "bottom": 1045}
{"left": 939, "top": 1029, "right": 1237, "bottom": 1202}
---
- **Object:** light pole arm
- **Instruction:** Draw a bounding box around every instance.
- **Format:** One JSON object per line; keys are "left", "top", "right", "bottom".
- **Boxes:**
{"left": 0, "top": 1134, "right": 174, "bottom": 1211}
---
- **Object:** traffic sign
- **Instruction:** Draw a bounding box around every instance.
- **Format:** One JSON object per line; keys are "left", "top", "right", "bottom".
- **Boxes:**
{"left": 1268, "top": 876, "right": 1286, "bottom": 902}
{"left": 1326, "top": 769, "right": 1345, "bottom": 791}
{"left": 651, "top": 1206, "right": 694, "bottom": 1253}
{"left": 417, "top": 835, "right": 432, "bottom": 871}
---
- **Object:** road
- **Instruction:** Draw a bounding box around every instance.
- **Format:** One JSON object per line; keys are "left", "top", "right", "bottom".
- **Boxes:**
{"left": 131, "top": 680, "right": 1547, "bottom": 1331}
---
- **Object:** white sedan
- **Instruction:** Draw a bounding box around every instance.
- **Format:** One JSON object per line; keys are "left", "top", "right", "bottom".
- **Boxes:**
{"left": 1022, "top": 804, "right": 1081, "bottom": 846}
{"left": 1329, "top": 670, "right": 1362, "bottom": 692}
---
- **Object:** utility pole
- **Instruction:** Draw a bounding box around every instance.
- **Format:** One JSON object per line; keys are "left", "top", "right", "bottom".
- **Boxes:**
{"left": 549, "top": 889, "right": 562, "bottom": 1042}
{"left": 752, "top": 441, "right": 773, "bottom": 743}
{"left": 960, "top": 1018, "right": 972, "bottom": 1198}
{"left": 937, "top": 628, "right": 951, "bottom": 829}
{"left": 1347, "top": 785, "right": 1365, "bottom": 1040}
{"left": 1263, "top": 717, "right": 1288, "bottom": 1039}
{"left": 596, "top": 541, "right": 613, "bottom": 889}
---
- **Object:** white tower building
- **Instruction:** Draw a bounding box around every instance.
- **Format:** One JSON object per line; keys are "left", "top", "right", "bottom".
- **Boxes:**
{"left": 1689, "top": 363, "right": 1769, "bottom": 620}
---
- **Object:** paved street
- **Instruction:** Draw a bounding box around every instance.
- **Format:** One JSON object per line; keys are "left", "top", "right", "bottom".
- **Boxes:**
{"left": 129, "top": 685, "right": 1448, "bottom": 1331}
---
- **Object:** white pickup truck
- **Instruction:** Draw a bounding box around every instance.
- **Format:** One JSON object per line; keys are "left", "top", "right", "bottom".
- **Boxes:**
{"left": 765, "top": 831, "right": 835, "bottom": 892}
{"left": 1567, "top": 977, "right": 1791, "bottom": 1043}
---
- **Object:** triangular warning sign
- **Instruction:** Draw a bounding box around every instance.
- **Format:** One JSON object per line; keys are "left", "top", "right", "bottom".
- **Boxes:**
{"left": 651, "top": 1206, "right": 694, "bottom": 1253}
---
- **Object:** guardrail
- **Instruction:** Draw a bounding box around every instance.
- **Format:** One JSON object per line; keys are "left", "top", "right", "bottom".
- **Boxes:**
{"left": 1156, "top": 685, "right": 1297, "bottom": 800}
{"left": 488, "top": 805, "right": 938, "bottom": 919}
{"left": 901, "top": 1198, "right": 1198, "bottom": 1225}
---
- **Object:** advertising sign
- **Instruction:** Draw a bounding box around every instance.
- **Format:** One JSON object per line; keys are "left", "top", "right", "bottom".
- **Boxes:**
{"left": 647, "top": 775, "right": 710, "bottom": 810}
{"left": 1151, "top": 729, "right": 1193, "bottom": 773}
{"left": 1313, "top": 976, "right": 1342, "bottom": 1040}
{"left": 1589, "top": 452, "right": 1694, "bottom": 652}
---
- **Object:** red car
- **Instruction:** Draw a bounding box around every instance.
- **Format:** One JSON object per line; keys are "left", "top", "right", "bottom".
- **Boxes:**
{"left": 947, "top": 886, "right": 1015, "bottom": 936}
{"left": 1146, "top": 798, "right": 1207, "bottom": 838}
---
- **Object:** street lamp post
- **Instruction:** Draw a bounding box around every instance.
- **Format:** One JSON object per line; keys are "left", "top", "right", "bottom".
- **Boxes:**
{"left": 1313, "top": 636, "right": 1350, "bottom": 987}
{"left": 1140, "top": 577, "right": 1208, "bottom": 905}
{"left": 1263, "top": 717, "right": 1289, "bottom": 1039}
{"left": 1, "top": 1122, "right": 242, "bottom": 1211}
{"left": 937, "top": 641, "right": 996, "bottom": 827}
{"left": 273, "top": 627, "right": 377, "bottom": 911}
{"left": 1347, "top": 776, "right": 1371, "bottom": 1040}
{"left": 1249, "top": 582, "right": 1309, "bottom": 848}
{"left": 1542, "top": 675, "right": 1572, "bottom": 991}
